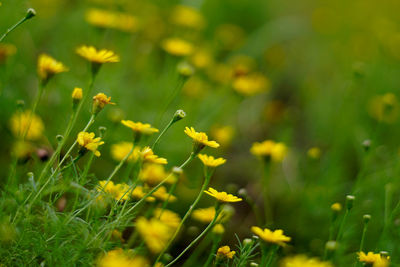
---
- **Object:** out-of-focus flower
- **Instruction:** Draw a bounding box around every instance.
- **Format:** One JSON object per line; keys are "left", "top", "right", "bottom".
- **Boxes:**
{"left": 77, "top": 132, "right": 104, "bottom": 157}
{"left": 250, "top": 140, "right": 288, "bottom": 162}
{"left": 92, "top": 93, "right": 115, "bottom": 114}
{"left": 97, "top": 181, "right": 130, "bottom": 201}
{"left": 131, "top": 186, "right": 155, "bottom": 202}
{"left": 280, "top": 255, "right": 333, "bottom": 267}
{"left": 215, "top": 24, "right": 245, "bottom": 50}
{"left": 97, "top": 248, "right": 149, "bottom": 267}
{"left": 182, "top": 76, "right": 210, "bottom": 98}
{"left": 211, "top": 125, "right": 234, "bottom": 147}
{"left": 37, "top": 54, "right": 68, "bottom": 83}
{"left": 11, "top": 141, "right": 33, "bottom": 159}
{"left": 72, "top": 87, "right": 83, "bottom": 106}
{"left": 184, "top": 127, "right": 220, "bottom": 153}
{"left": 86, "top": 8, "right": 139, "bottom": 32}
{"left": 368, "top": 93, "right": 399, "bottom": 123}
{"left": 10, "top": 110, "right": 44, "bottom": 140}
{"left": 152, "top": 186, "right": 177, "bottom": 202}
{"left": 331, "top": 203, "right": 342, "bottom": 212}
{"left": 198, "top": 154, "right": 226, "bottom": 168}
{"left": 216, "top": 246, "right": 235, "bottom": 259}
{"left": 161, "top": 38, "right": 194, "bottom": 56}
{"left": 121, "top": 120, "right": 159, "bottom": 136}
{"left": 358, "top": 252, "right": 389, "bottom": 265}
{"left": 212, "top": 224, "right": 225, "bottom": 235}
{"left": 251, "top": 227, "right": 291, "bottom": 246}
{"left": 111, "top": 142, "right": 140, "bottom": 162}
{"left": 76, "top": 45, "right": 120, "bottom": 64}
{"left": 153, "top": 208, "right": 181, "bottom": 230}
{"left": 204, "top": 187, "right": 242, "bottom": 203}
{"left": 139, "top": 164, "right": 175, "bottom": 185}
{"left": 190, "top": 49, "right": 213, "bottom": 69}
{"left": 136, "top": 217, "right": 173, "bottom": 254}
{"left": 140, "top": 147, "right": 168, "bottom": 165}
{"left": 307, "top": 147, "right": 321, "bottom": 159}
{"left": 192, "top": 206, "right": 226, "bottom": 223}
{"left": 170, "top": 5, "right": 205, "bottom": 30}
{"left": 232, "top": 73, "right": 270, "bottom": 96}
{"left": 0, "top": 44, "right": 16, "bottom": 63}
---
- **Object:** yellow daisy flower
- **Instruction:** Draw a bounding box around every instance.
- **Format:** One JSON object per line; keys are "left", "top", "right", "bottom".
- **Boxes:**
{"left": 184, "top": 127, "right": 220, "bottom": 153}
{"left": 198, "top": 154, "right": 226, "bottom": 168}
{"left": 232, "top": 73, "right": 270, "bottom": 96}
{"left": 170, "top": 5, "right": 205, "bottom": 30}
{"left": 204, "top": 187, "right": 242, "bottom": 203}
{"left": 136, "top": 217, "right": 173, "bottom": 254}
{"left": 358, "top": 252, "right": 389, "bottom": 265}
{"left": 331, "top": 203, "right": 342, "bottom": 212}
{"left": 153, "top": 208, "right": 181, "bottom": 230}
{"left": 251, "top": 226, "right": 291, "bottom": 246}
{"left": 121, "top": 120, "right": 158, "bottom": 136}
{"left": 216, "top": 246, "right": 235, "bottom": 259}
{"left": 0, "top": 43, "right": 17, "bottom": 64}
{"left": 131, "top": 186, "right": 155, "bottom": 202}
{"left": 37, "top": 53, "right": 68, "bottom": 83}
{"left": 280, "top": 255, "right": 333, "bottom": 267}
{"left": 10, "top": 110, "right": 44, "bottom": 140}
{"left": 161, "top": 38, "right": 194, "bottom": 57}
{"left": 85, "top": 8, "right": 139, "bottom": 33}
{"left": 212, "top": 224, "right": 225, "bottom": 235}
{"left": 92, "top": 93, "right": 115, "bottom": 114}
{"left": 76, "top": 45, "right": 120, "bottom": 64}
{"left": 139, "top": 164, "right": 175, "bottom": 186}
{"left": 77, "top": 132, "right": 104, "bottom": 157}
{"left": 192, "top": 206, "right": 217, "bottom": 223}
{"left": 140, "top": 146, "right": 168, "bottom": 165}
{"left": 97, "top": 181, "right": 130, "bottom": 202}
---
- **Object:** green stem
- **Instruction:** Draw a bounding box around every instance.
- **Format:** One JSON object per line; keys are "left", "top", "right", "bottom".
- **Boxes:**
{"left": 152, "top": 117, "right": 175, "bottom": 150}
{"left": 336, "top": 209, "right": 349, "bottom": 243}
{"left": 164, "top": 204, "right": 222, "bottom": 267}
{"left": 265, "top": 245, "right": 279, "bottom": 267}
{"left": 203, "top": 235, "right": 221, "bottom": 267}
{"left": 0, "top": 9, "right": 35, "bottom": 42}
{"left": 156, "top": 170, "right": 212, "bottom": 263}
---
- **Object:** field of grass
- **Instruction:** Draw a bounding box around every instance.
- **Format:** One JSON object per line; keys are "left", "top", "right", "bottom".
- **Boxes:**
{"left": 1, "top": 0, "right": 400, "bottom": 266}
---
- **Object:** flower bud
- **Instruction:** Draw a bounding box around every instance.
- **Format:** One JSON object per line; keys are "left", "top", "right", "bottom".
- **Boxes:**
{"left": 325, "top": 240, "right": 338, "bottom": 251}
{"left": 250, "top": 263, "right": 259, "bottom": 267}
{"left": 99, "top": 126, "right": 107, "bottom": 137}
{"left": 362, "top": 139, "right": 371, "bottom": 151}
{"left": 56, "top": 135, "right": 64, "bottom": 143}
{"left": 172, "top": 109, "right": 186, "bottom": 123}
{"left": 380, "top": 251, "right": 389, "bottom": 259}
{"left": 363, "top": 214, "right": 371, "bottom": 224}
{"left": 25, "top": 8, "right": 36, "bottom": 20}
{"left": 243, "top": 238, "right": 253, "bottom": 246}
{"left": 72, "top": 87, "right": 83, "bottom": 108}
{"left": 346, "top": 195, "right": 355, "bottom": 210}
{"left": 177, "top": 61, "right": 195, "bottom": 77}
{"left": 16, "top": 100, "right": 25, "bottom": 109}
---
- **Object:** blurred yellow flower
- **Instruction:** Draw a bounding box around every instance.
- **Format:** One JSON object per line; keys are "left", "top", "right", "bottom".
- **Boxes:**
{"left": 280, "top": 255, "right": 333, "bottom": 267}
{"left": 190, "top": 49, "right": 213, "bottom": 69}
{"left": 216, "top": 246, "right": 235, "bottom": 259}
{"left": 153, "top": 208, "right": 181, "bottom": 230}
{"left": 136, "top": 217, "right": 173, "bottom": 254}
{"left": 251, "top": 226, "right": 291, "bottom": 246}
{"left": 140, "top": 146, "right": 168, "bottom": 165}
{"left": 161, "top": 38, "right": 194, "bottom": 56}
{"left": 10, "top": 110, "right": 44, "bottom": 140}
{"left": 192, "top": 207, "right": 217, "bottom": 223}
{"left": 212, "top": 224, "right": 225, "bottom": 235}
{"left": 331, "top": 203, "right": 342, "bottom": 212}
{"left": 152, "top": 186, "right": 177, "bottom": 202}
{"left": 76, "top": 45, "right": 120, "bottom": 64}
{"left": 215, "top": 24, "right": 245, "bottom": 50}
{"left": 97, "top": 248, "right": 149, "bottom": 267}
{"left": 0, "top": 43, "right": 16, "bottom": 63}
{"left": 72, "top": 87, "right": 83, "bottom": 101}
{"left": 211, "top": 125, "right": 234, "bottom": 147}
{"left": 111, "top": 142, "right": 139, "bottom": 162}
{"left": 358, "top": 252, "right": 389, "bottom": 265}
{"left": 97, "top": 181, "right": 130, "bottom": 201}
{"left": 368, "top": 93, "right": 399, "bottom": 123}
{"left": 204, "top": 187, "right": 242, "bottom": 203}
{"left": 184, "top": 127, "right": 220, "bottom": 153}
{"left": 131, "top": 186, "right": 155, "bottom": 202}
{"left": 307, "top": 147, "right": 321, "bottom": 159}
{"left": 77, "top": 132, "right": 104, "bottom": 157}
{"left": 86, "top": 8, "right": 139, "bottom": 32}
{"left": 170, "top": 5, "right": 205, "bottom": 30}
{"left": 232, "top": 73, "right": 270, "bottom": 96}
{"left": 121, "top": 120, "right": 159, "bottom": 135}
{"left": 139, "top": 164, "right": 175, "bottom": 185}
{"left": 250, "top": 140, "right": 288, "bottom": 162}
{"left": 37, "top": 53, "right": 68, "bottom": 82}
{"left": 198, "top": 154, "right": 226, "bottom": 168}
{"left": 11, "top": 141, "right": 33, "bottom": 159}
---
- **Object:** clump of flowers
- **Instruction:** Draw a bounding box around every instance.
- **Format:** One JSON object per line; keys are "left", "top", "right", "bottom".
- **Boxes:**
{"left": 97, "top": 248, "right": 149, "bottom": 267}
{"left": 216, "top": 245, "right": 236, "bottom": 259}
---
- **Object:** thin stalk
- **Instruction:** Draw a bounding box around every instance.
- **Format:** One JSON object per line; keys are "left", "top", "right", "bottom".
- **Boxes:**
{"left": 265, "top": 244, "right": 279, "bottom": 267}
{"left": 152, "top": 117, "right": 175, "bottom": 150}
{"left": 156, "top": 170, "right": 212, "bottom": 263}
{"left": 203, "top": 235, "right": 222, "bottom": 267}
{"left": 336, "top": 209, "right": 349, "bottom": 243}
{"left": 164, "top": 204, "right": 222, "bottom": 267}
{"left": 0, "top": 9, "right": 35, "bottom": 42}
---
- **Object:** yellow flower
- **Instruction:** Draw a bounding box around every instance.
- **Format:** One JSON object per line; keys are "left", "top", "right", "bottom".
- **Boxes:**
{"left": 140, "top": 147, "right": 168, "bottom": 165}
{"left": 97, "top": 248, "right": 149, "bottom": 267}
{"left": 307, "top": 147, "right": 321, "bottom": 159}
{"left": 211, "top": 125, "right": 234, "bottom": 147}
{"left": 212, "top": 224, "right": 225, "bottom": 235}
{"left": 121, "top": 120, "right": 159, "bottom": 135}
{"left": 358, "top": 252, "right": 389, "bottom": 265}
{"left": 192, "top": 207, "right": 217, "bottom": 223}
{"left": 204, "top": 187, "right": 242, "bottom": 203}
{"left": 11, "top": 141, "right": 33, "bottom": 159}
{"left": 0, "top": 43, "right": 16, "bottom": 63}
{"left": 111, "top": 142, "right": 140, "bottom": 162}
{"left": 131, "top": 186, "right": 155, "bottom": 202}
{"left": 37, "top": 53, "right": 68, "bottom": 82}
{"left": 161, "top": 38, "right": 194, "bottom": 56}
{"left": 251, "top": 226, "right": 291, "bottom": 246}
{"left": 232, "top": 73, "right": 270, "bottom": 96}
{"left": 152, "top": 186, "right": 177, "bottom": 202}
{"left": 92, "top": 93, "right": 115, "bottom": 113}
{"left": 97, "top": 181, "right": 130, "bottom": 201}
{"left": 280, "top": 255, "right": 333, "bottom": 267}
{"left": 76, "top": 45, "right": 120, "bottom": 64}
{"left": 198, "top": 154, "right": 226, "bottom": 168}
{"left": 136, "top": 217, "right": 173, "bottom": 254}
{"left": 85, "top": 8, "right": 139, "bottom": 32}
{"left": 77, "top": 132, "right": 104, "bottom": 157}
{"left": 216, "top": 246, "right": 235, "bottom": 259}
{"left": 153, "top": 208, "right": 181, "bottom": 230}
{"left": 331, "top": 203, "right": 342, "bottom": 212}
{"left": 184, "top": 127, "right": 220, "bottom": 153}
{"left": 250, "top": 140, "right": 288, "bottom": 162}
{"left": 72, "top": 87, "right": 83, "bottom": 101}
{"left": 10, "top": 110, "right": 44, "bottom": 140}
{"left": 170, "top": 5, "right": 205, "bottom": 30}
{"left": 139, "top": 164, "right": 175, "bottom": 186}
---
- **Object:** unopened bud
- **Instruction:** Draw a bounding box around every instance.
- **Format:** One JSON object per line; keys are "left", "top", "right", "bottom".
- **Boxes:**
{"left": 99, "top": 126, "right": 107, "bottom": 137}
{"left": 72, "top": 87, "right": 83, "bottom": 108}
{"left": 380, "top": 251, "right": 389, "bottom": 259}
{"left": 243, "top": 238, "right": 253, "bottom": 246}
{"left": 363, "top": 214, "right": 371, "bottom": 224}
{"left": 172, "top": 109, "right": 186, "bottom": 123}
{"left": 325, "top": 240, "right": 338, "bottom": 251}
{"left": 25, "top": 8, "right": 36, "bottom": 20}
{"left": 172, "top": 166, "right": 183, "bottom": 175}
{"left": 250, "top": 262, "right": 259, "bottom": 267}
{"left": 362, "top": 139, "right": 371, "bottom": 151}
{"left": 177, "top": 61, "right": 195, "bottom": 77}
{"left": 346, "top": 195, "right": 355, "bottom": 210}
{"left": 163, "top": 253, "right": 173, "bottom": 262}
{"left": 16, "top": 100, "right": 25, "bottom": 109}
{"left": 56, "top": 135, "right": 64, "bottom": 143}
